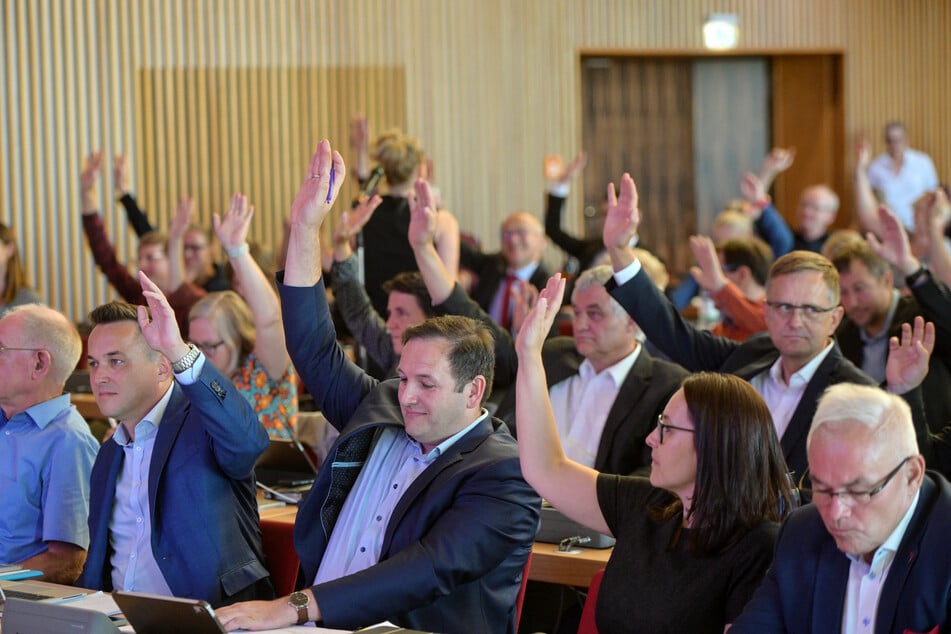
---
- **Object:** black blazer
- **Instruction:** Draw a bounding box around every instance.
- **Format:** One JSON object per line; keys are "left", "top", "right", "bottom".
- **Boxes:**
{"left": 495, "top": 337, "right": 689, "bottom": 475}
{"left": 607, "top": 269, "right": 875, "bottom": 479}
{"left": 460, "top": 243, "right": 550, "bottom": 316}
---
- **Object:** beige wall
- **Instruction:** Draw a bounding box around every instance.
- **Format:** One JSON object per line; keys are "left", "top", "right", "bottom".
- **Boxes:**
{"left": 3, "top": 0, "right": 949, "bottom": 321}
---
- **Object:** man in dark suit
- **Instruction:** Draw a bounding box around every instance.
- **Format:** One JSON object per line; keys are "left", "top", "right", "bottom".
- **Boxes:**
{"left": 731, "top": 381, "right": 951, "bottom": 633}
{"left": 405, "top": 179, "right": 687, "bottom": 476}
{"left": 461, "top": 210, "right": 550, "bottom": 331}
{"left": 217, "top": 140, "right": 540, "bottom": 634}
{"left": 600, "top": 173, "right": 884, "bottom": 480}
{"left": 832, "top": 239, "right": 951, "bottom": 433}
{"left": 78, "top": 274, "right": 271, "bottom": 607}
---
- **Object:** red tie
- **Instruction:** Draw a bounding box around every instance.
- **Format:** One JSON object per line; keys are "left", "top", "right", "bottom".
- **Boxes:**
{"left": 499, "top": 275, "right": 516, "bottom": 330}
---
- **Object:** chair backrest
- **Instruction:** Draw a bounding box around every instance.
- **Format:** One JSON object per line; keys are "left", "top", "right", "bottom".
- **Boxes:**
{"left": 576, "top": 568, "right": 605, "bottom": 634}
{"left": 260, "top": 518, "right": 300, "bottom": 596}
{"left": 515, "top": 551, "right": 533, "bottom": 630}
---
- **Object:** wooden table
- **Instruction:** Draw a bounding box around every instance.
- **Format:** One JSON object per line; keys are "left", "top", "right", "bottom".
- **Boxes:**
{"left": 258, "top": 503, "right": 610, "bottom": 588}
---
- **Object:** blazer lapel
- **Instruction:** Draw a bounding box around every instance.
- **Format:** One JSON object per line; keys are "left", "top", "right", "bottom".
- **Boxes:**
{"left": 780, "top": 347, "right": 839, "bottom": 460}
{"left": 595, "top": 353, "right": 649, "bottom": 471}
{"left": 148, "top": 385, "right": 188, "bottom": 508}
{"left": 812, "top": 539, "right": 850, "bottom": 632}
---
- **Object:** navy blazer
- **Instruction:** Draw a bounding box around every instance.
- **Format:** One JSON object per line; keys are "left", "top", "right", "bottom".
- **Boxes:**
{"left": 79, "top": 364, "right": 270, "bottom": 607}
{"left": 607, "top": 268, "right": 875, "bottom": 479}
{"left": 279, "top": 276, "right": 541, "bottom": 634}
{"left": 732, "top": 473, "right": 951, "bottom": 634}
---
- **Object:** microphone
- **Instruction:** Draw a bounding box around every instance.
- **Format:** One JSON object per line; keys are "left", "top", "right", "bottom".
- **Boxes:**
{"left": 353, "top": 165, "right": 385, "bottom": 208}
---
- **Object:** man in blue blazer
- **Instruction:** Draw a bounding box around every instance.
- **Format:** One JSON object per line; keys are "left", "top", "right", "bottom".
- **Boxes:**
{"left": 217, "top": 140, "right": 540, "bottom": 634}
{"left": 732, "top": 380, "right": 951, "bottom": 634}
{"left": 78, "top": 273, "right": 271, "bottom": 607}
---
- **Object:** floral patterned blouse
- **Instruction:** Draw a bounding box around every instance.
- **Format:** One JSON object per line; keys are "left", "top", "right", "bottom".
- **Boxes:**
{"left": 233, "top": 353, "right": 298, "bottom": 440}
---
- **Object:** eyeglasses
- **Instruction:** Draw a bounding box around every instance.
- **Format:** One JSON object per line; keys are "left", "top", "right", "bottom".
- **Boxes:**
{"left": 798, "top": 456, "right": 912, "bottom": 507}
{"left": 0, "top": 345, "right": 45, "bottom": 354}
{"left": 183, "top": 243, "right": 208, "bottom": 252}
{"left": 656, "top": 415, "right": 695, "bottom": 444}
{"left": 766, "top": 301, "right": 838, "bottom": 319}
{"left": 192, "top": 340, "right": 226, "bottom": 355}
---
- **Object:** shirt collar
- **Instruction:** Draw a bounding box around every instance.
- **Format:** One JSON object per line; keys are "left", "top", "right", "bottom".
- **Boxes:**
{"left": 508, "top": 261, "right": 540, "bottom": 281}
{"left": 768, "top": 339, "right": 835, "bottom": 387}
{"left": 410, "top": 408, "right": 490, "bottom": 461}
{"left": 846, "top": 489, "right": 920, "bottom": 575}
{"left": 112, "top": 383, "right": 175, "bottom": 446}
{"left": 0, "top": 393, "right": 72, "bottom": 430}
{"left": 578, "top": 345, "right": 641, "bottom": 385}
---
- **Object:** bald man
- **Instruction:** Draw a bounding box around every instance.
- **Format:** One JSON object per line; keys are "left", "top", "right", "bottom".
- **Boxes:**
{"left": 0, "top": 304, "right": 99, "bottom": 583}
{"left": 460, "top": 211, "right": 550, "bottom": 332}
{"left": 732, "top": 382, "right": 951, "bottom": 633}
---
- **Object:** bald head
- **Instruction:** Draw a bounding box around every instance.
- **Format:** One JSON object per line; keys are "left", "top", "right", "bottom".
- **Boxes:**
{"left": 501, "top": 211, "right": 546, "bottom": 270}
{"left": 3, "top": 304, "right": 82, "bottom": 386}
{"left": 797, "top": 185, "right": 839, "bottom": 242}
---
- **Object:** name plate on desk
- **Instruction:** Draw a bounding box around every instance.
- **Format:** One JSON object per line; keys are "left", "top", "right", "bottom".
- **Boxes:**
{"left": 535, "top": 504, "right": 616, "bottom": 549}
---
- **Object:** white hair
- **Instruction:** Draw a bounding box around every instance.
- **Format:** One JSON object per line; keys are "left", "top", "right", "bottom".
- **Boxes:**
{"left": 808, "top": 383, "right": 918, "bottom": 457}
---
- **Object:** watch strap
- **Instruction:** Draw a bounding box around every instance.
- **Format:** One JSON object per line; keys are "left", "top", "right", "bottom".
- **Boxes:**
{"left": 171, "top": 344, "right": 200, "bottom": 373}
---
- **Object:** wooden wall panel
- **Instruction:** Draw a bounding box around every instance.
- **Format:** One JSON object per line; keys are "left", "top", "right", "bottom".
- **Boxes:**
{"left": 1, "top": 0, "right": 950, "bottom": 321}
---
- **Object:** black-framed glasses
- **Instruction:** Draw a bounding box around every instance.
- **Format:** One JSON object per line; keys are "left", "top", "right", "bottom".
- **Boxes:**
{"left": 656, "top": 414, "right": 695, "bottom": 444}
{"left": 192, "top": 340, "right": 226, "bottom": 355}
{"left": 766, "top": 301, "right": 838, "bottom": 319}
{"left": 798, "top": 456, "right": 913, "bottom": 507}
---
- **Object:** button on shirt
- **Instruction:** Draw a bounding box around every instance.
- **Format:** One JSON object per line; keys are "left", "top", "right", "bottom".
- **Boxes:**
{"left": 750, "top": 342, "right": 834, "bottom": 440}
{"left": 841, "top": 491, "right": 920, "bottom": 634}
{"left": 0, "top": 394, "right": 99, "bottom": 563}
{"left": 314, "top": 410, "right": 489, "bottom": 586}
{"left": 108, "top": 384, "right": 175, "bottom": 595}
{"left": 549, "top": 347, "right": 640, "bottom": 467}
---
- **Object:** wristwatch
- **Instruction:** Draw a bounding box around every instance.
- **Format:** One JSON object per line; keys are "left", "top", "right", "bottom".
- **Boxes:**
{"left": 171, "top": 344, "right": 201, "bottom": 373}
{"left": 288, "top": 591, "right": 310, "bottom": 625}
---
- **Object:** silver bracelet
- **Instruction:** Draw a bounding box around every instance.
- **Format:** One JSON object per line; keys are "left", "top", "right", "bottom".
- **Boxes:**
{"left": 226, "top": 243, "right": 250, "bottom": 259}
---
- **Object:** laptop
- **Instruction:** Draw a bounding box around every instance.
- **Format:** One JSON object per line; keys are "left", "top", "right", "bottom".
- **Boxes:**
{"left": 112, "top": 591, "right": 227, "bottom": 634}
{"left": 254, "top": 438, "right": 318, "bottom": 488}
{"left": 0, "top": 579, "right": 88, "bottom": 605}
{"left": 1, "top": 597, "right": 120, "bottom": 633}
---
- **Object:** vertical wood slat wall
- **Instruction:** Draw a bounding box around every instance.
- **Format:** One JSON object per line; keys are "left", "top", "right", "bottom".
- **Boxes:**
{"left": 2, "top": 0, "right": 950, "bottom": 322}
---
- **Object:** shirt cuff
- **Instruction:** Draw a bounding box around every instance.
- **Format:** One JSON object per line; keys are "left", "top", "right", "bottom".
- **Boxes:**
{"left": 173, "top": 352, "right": 206, "bottom": 385}
{"left": 612, "top": 258, "right": 642, "bottom": 286}
{"left": 547, "top": 182, "right": 570, "bottom": 197}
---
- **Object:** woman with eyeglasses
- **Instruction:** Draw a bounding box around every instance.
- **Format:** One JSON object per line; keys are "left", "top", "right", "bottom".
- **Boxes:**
{"left": 0, "top": 223, "right": 41, "bottom": 317}
{"left": 515, "top": 274, "right": 796, "bottom": 634}
{"left": 185, "top": 194, "right": 297, "bottom": 440}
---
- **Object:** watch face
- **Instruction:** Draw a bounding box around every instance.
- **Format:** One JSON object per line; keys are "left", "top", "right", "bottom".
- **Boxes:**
{"left": 289, "top": 592, "right": 309, "bottom": 608}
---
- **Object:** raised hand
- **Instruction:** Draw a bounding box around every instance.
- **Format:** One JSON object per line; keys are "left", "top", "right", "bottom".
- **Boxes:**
{"left": 515, "top": 274, "right": 565, "bottom": 358}
{"left": 408, "top": 178, "right": 439, "bottom": 249}
{"left": 213, "top": 193, "right": 254, "bottom": 252}
{"left": 740, "top": 171, "right": 768, "bottom": 208}
{"left": 333, "top": 194, "right": 382, "bottom": 247}
{"left": 545, "top": 152, "right": 588, "bottom": 184}
{"left": 289, "top": 139, "right": 346, "bottom": 229}
{"left": 509, "top": 281, "right": 540, "bottom": 337}
{"left": 855, "top": 135, "right": 871, "bottom": 171}
{"left": 761, "top": 147, "right": 795, "bottom": 176}
{"left": 867, "top": 205, "right": 919, "bottom": 275}
{"left": 113, "top": 154, "right": 130, "bottom": 194}
{"left": 169, "top": 196, "right": 195, "bottom": 240}
{"left": 688, "top": 235, "right": 727, "bottom": 293}
{"left": 602, "top": 173, "right": 640, "bottom": 250}
{"left": 136, "top": 270, "right": 189, "bottom": 362}
{"left": 80, "top": 152, "right": 103, "bottom": 213}
{"left": 885, "top": 316, "right": 935, "bottom": 395}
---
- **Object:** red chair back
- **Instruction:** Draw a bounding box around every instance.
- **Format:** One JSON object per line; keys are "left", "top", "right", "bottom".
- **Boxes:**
{"left": 260, "top": 519, "right": 300, "bottom": 596}
{"left": 515, "top": 551, "right": 533, "bottom": 630}
{"left": 577, "top": 568, "right": 605, "bottom": 634}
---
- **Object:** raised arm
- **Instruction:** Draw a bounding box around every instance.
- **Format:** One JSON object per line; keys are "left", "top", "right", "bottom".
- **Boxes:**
{"left": 544, "top": 152, "right": 595, "bottom": 260}
{"left": 757, "top": 147, "right": 795, "bottom": 192}
{"left": 433, "top": 208, "right": 461, "bottom": 281}
{"left": 408, "top": 178, "right": 454, "bottom": 304}
{"left": 603, "top": 173, "right": 641, "bottom": 272}
{"left": 113, "top": 153, "right": 154, "bottom": 237}
{"left": 166, "top": 196, "right": 194, "bottom": 290}
{"left": 853, "top": 136, "right": 882, "bottom": 236}
{"left": 740, "top": 172, "right": 794, "bottom": 258}
{"left": 284, "top": 140, "right": 346, "bottom": 287}
{"left": 213, "top": 193, "right": 290, "bottom": 380}
{"left": 349, "top": 113, "right": 370, "bottom": 182}
{"left": 515, "top": 274, "right": 611, "bottom": 535}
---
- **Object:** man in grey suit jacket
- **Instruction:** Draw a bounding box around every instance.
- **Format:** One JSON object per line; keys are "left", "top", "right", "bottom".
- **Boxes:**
{"left": 732, "top": 382, "right": 950, "bottom": 634}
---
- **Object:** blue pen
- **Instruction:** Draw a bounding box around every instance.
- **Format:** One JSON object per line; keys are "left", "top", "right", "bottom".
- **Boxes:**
{"left": 327, "top": 166, "right": 335, "bottom": 204}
